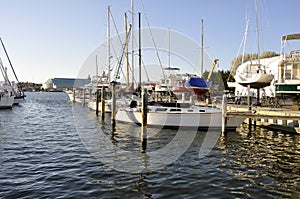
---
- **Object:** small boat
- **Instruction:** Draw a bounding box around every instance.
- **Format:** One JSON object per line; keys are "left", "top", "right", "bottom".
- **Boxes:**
{"left": 115, "top": 102, "right": 245, "bottom": 130}
{"left": 0, "top": 91, "right": 14, "bottom": 109}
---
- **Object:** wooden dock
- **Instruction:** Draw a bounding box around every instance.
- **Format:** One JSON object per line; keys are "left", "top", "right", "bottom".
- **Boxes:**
{"left": 226, "top": 105, "right": 300, "bottom": 133}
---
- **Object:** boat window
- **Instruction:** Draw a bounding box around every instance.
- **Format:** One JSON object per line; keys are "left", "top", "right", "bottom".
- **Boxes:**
{"left": 199, "top": 110, "right": 206, "bottom": 112}
{"left": 170, "top": 109, "right": 181, "bottom": 112}
{"left": 155, "top": 108, "right": 168, "bottom": 112}
{"left": 187, "top": 110, "right": 194, "bottom": 112}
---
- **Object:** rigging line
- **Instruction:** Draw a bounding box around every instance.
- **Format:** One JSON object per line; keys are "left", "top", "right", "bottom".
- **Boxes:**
{"left": 109, "top": 9, "right": 123, "bottom": 46}
{"left": 110, "top": 42, "right": 130, "bottom": 82}
{"left": 131, "top": 30, "right": 150, "bottom": 82}
{"left": 0, "top": 37, "right": 19, "bottom": 83}
{"left": 139, "top": 0, "right": 165, "bottom": 79}
{"left": 227, "top": 19, "right": 250, "bottom": 82}
{"left": 113, "top": 25, "right": 132, "bottom": 82}
{"left": 0, "top": 59, "right": 7, "bottom": 82}
{"left": 0, "top": 58, "right": 15, "bottom": 95}
{"left": 110, "top": 39, "right": 121, "bottom": 71}
{"left": 141, "top": 58, "right": 150, "bottom": 82}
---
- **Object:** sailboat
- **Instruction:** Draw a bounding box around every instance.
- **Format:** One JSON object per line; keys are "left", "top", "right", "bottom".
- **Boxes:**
{"left": 0, "top": 37, "right": 26, "bottom": 105}
{"left": 184, "top": 19, "right": 211, "bottom": 99}
{"left": 234, "top": 0, "right": 274, "bottom": 89}
{"left": 0, "top": 62, "right": 15, "bottom": 109}
{"left": 115, "top": 14, "right": 246, "bottom": 130}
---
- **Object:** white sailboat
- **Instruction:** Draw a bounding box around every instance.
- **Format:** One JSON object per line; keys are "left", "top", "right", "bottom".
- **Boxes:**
{"left": 116, "top": 103, "right": 245, "bottom": 129}
{"left": 234, "top": 61, "right": 275, "bottom": 88}
{"left": 0, "top": 63, "right": 14, "bottom": 109}
{"left": 114, "top": 12, "right": 246, "bottom": 130}
{"left": 234, "top": 0, "right": 274, "bottom": 89}
{"left": 0, "top": 37, "right": 26, "bottom": 105}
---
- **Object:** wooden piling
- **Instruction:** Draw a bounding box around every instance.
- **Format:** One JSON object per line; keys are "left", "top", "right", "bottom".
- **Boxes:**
{"left": 89, "top": 89, "right": 92, "bottom": 101}
{"left": 101, "top": 85, "right": 105, "bottom": 120}
{"left": 96, "top": 89, "right": 99, "bottom": 116}
{"left": 141, "top": 87, "right": 147, "bottom": 152}
{"left": 111, "top": 81, "right": 116, "bottom": 130}
{"left": 221, "top": 94, "right": 227, "bottom": 135}
{"left": 83, "top": 88, "right": 86, "bottom": 106}
{"left": 247, "top": 84, "right": 252, "bottom": 130}
{"left": 72, "top": 89, "right": 75, "bottom": 102}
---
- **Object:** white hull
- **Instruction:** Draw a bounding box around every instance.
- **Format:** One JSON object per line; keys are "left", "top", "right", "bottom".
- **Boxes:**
{"left": 88, "top": 101, "right": 112, "bottom": 113}
{"left": 235, "top": 73, "right": 274, "bottom": 88}
{"left": 116, "top": 106, "right": 245, "bottom": 129}
{"left": 0, "top": 93, "right": 15, "bottom": 109}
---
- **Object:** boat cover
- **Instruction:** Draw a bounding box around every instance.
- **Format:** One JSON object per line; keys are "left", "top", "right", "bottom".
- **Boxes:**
{"left": 184, "top": 77, "right": 209, "bottom": 88}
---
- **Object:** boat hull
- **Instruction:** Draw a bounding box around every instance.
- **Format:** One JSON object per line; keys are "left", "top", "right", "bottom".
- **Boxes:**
{"left": 235, "top": 70, "right": 274, "bottom": 89}
{"left": 0, "top": 93, "right": 14, "bottom": 109}
{"left": 116, "top": 108, "right": 245, "bottom": 130}
{"left": 88, "top": 101, "right": 112, "bottom": 113}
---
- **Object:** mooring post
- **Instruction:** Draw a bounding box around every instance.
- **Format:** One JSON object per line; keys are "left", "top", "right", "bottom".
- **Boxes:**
{"left": 72, "top": 89, "right": 75, "bottom": 102}
{"left": 83, "top": 88, "right": 86, "bottom": 106}
{"left": 89, "top": 88, "right": 92, "bottom": 101}
{"left": 96, "top": 89, "right": 99, "bottom": 116}
{"left": 101, "top": 85, "right": 105, "bottom": 120}
{"left": 141, "top": 87, "right": 147, "bottom": 152}
{"left": 247, "top": 84, "right": 252, "bottom": 131}
{"left": 221, "top": 94, "right": 227, "bottom": 135}
{"left": 111, "top": 81, "right": 116, "bottom": 130}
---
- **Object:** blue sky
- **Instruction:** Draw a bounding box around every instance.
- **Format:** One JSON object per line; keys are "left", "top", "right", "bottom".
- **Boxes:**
{"left": 0, "top": 0, "right": 299, "bottom": 83}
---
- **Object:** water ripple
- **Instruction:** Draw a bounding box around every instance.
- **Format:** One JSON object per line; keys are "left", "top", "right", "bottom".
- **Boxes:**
{"left": 1, "top": 93, "right": 300, "bottom": 198}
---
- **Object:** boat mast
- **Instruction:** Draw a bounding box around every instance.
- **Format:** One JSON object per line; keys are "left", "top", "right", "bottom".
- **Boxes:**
{"left": 168, "top": 27, "right": 170, "bottom": 69}
{"left": 96, "top": 55, "right": 99, "bottom": 88}
{"left": 0, "top": 37, "right": 19, "bottom": 83}
{"left": 131, "top": 0, "right": 135, "bottom": 89}
{"left": 200, "top": 19, "right": 204, "bottom": 77}
{"left": 138, "top": 12, "right": 142, "bottom": 89}
{"left": 124, "top": 12, "right": 130, "bottom": 87}
{"left": 107, "top": 6, "right": 111, "bottom": 83}
{"left": 255, "top": 0, "right": 261, "bottom": 67}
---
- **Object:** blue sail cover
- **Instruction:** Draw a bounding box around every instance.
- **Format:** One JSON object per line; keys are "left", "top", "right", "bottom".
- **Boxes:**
{"left": 184, "top": 77, "right": 209, "bottom": 88}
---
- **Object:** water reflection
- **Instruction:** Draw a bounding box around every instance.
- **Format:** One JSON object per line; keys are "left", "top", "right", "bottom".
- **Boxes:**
{"left": 218, "top": 124, "right": 300, "bottom": 197}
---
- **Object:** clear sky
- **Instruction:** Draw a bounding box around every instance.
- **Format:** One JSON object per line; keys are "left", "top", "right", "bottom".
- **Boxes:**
{"left": 0, "top": 0, "right": 299, "bottom": 83}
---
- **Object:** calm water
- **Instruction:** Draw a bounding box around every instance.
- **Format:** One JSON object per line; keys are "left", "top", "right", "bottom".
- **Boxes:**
{"left": 1, "top": 92, "right": 300, "bottom": 198}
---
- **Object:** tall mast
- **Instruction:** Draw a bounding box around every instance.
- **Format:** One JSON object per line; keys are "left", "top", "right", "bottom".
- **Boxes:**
{"left": 96, "top": 55, "right": 98, "bottom": 88}
{"left": 201, "top": 19, "right": 204, "bottom": 77}
{"left": 107, "top": 6, "right": 111, "bottom": 83}
{"left": 168, "top": 27, "right": 170, "bottom": 69}
{"left": 124, "top": 12, "right": 130, "bottom": 87}
{"left": 0, "top": 37, "right": 19, "bottom": 83}
{"left": 255, "top": 0, "right": 260, "bottom": 66}
{"left": 131, "top": 0, "right": 135, "bottom": 89}
{"left": 138, "top": 12, "right": 141, "bottom": 88}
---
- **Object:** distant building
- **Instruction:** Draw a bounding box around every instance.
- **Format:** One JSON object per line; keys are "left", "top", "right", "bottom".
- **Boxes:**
{"left": 43, "top": 77, "right": 91, "bottom": 91}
